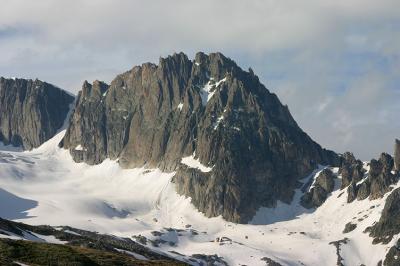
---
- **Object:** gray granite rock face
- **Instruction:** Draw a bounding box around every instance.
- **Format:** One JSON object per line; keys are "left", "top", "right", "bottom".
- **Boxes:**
{"left": 61, "top": 52, "right": 339, "bottom": 223}
{"left": 0, "top": 77, "right": 74, "bottom": 149}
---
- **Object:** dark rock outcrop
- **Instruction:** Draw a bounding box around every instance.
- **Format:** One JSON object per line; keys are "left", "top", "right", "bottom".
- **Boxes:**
{"left": 347, "top": 151, "right": 398, "bottom": 203}
{"left": 369, "top": 153, "right": 396, "bottom": 200}
{"left": 301, "top": 168, "right": 336, "bottom": 208}
{"left": 347, "top": 182, "right": 358, "bottom": 203}
{"left": 342, "top": 222, "right": 357, "bottom": 233}
{"left": 0, "top": 77, "right": 74, "bottom": 149}
{"left": 394, "top": 139, "right": 400, "bottom": 173}
{"left": 316, "top": 168, "right": 335, "bottom": 192}
{"left": 339, "top": 152, "right": 364, "bottom": 189}
{"left": 356, "top": 180, "right": 370, "bottom": 200}
{"left": 368, "top": 187, "right": 400, "bottom": 244}
{"left": 261, "top": 257, "right": 283, "bottom": 266}
{"left": 383, "top": 239, "right": 400, "bottom": 266}
{"left": 61, "top": 52, "right": 339, "bottom": 223}
{"left": 329, "top": 238, "right": 349, "bottom": 266}
{"left": 300, "top": 185, "right": 328, "bottom": 209}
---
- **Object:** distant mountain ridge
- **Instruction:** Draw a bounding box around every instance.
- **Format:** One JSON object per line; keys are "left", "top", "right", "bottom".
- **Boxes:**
{"left": 0, "top": 77, "right": 74, "bottom": 149}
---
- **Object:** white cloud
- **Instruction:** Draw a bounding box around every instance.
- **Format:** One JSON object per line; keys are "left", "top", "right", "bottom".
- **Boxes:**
{"left": 0, "top": 0, "right": 399, "bottom": 159}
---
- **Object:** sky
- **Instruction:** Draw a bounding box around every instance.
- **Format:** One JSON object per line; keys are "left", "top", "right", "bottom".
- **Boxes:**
{"left": 0, "top": 0, "right": 399, "bottom": 160}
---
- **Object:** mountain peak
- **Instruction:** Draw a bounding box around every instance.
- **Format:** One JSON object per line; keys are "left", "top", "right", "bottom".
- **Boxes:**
{"left": 61, "top": 52, "right": 339, "bottom": 223}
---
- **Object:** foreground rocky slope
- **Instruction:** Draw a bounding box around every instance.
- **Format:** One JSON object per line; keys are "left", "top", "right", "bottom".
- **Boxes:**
{"left": 61, "top": 52, "right": 339, "bottom": 223}
{"left": 0, "top": 77, "right": 74, "bottom": 149}
{"left": 0, "top": 218, "right": 186, "bottom": 265}
{"left": 0, "top": 127, "right": 399, "bottom": 265}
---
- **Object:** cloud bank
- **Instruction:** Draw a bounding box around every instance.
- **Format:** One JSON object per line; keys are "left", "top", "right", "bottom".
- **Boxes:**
{"left": 0, "top": 0, "right": 399, "bottom": 160}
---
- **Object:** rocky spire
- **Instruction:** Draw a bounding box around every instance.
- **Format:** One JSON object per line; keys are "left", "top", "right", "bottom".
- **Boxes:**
{"left": 394, "top": 139, "right": 400, "bottom": 172}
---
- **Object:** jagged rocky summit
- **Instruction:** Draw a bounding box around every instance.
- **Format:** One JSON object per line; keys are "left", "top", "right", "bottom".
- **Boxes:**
{"left": 0, "top": 77, "right": 74, "bottom": 149}
{"left": 60, "top": 52, "right": 339, "bottom": 223}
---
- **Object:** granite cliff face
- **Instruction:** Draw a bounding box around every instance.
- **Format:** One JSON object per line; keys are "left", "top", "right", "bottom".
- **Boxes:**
{"left": 0, "top": 77, "right": 74, "bottom": 149}
{"left": 61, "top": 52, "right": 339, "bottom": 223}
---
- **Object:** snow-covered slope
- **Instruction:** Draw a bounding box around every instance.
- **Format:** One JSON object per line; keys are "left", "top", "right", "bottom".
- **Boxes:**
{"left": 0, "top": 131, "right": 398, "bottom": 265}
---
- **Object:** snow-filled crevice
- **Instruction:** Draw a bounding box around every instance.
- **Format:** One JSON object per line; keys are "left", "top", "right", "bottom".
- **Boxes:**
{"left": 199, "top": 77, "right": 226, "bottom": 106}
{"left": 181, "top": 152, "right": 213, "bottom": 172}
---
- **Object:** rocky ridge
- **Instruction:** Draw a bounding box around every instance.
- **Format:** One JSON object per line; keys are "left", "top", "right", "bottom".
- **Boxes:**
{"left": 345, "top": 151, "right": 398, "bottom": 203}
{"left": 300, "top": 140, "right": 400, "bottom": 209}
{"left": 0, "top": 77, "right": 74, "bottom": 149}
{"left": 60, "top": 52, "right": 339, "bottom": 223}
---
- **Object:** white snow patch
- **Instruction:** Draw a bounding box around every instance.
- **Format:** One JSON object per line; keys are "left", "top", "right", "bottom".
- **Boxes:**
{"left": 199, "top": 77, "right": 226, "bottom": 106}
{"left": 213, "top": 115, "right": 224, "bottom": 130}
{"left": 0, "top": 230, "right": 25, "bottom": 240}
{"left": 13, "top": 262, "right": 30, "bottom": 266}
{"left": 181, "top": 153, "right": 213, "bottom": 172}
{"left": 29, "top": 231, "right": 68, "bottom": 244}
{"left": 215, "top": 77, "right": 226, "bottom": 87}
{"left": 115, "top": 248, "right": 149, "bottom": 260}
{"left": 63, "top": 229, "right": 81, "bottom": 236}
{"left": 74, "top": 144, "right": 87, "bottom": 151}
{"left": 177, "top": 102, "right": 184, "bottom": 110}
{"left": 0, "top": 228, "right": 66, "bottom": 244}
